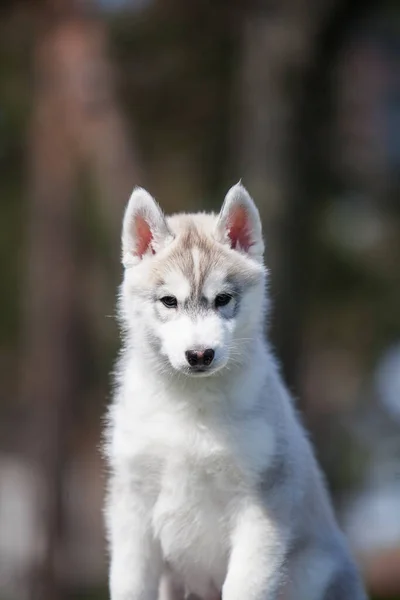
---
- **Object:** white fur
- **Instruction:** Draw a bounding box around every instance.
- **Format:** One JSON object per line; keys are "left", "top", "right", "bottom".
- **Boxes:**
{"left": 104, "top": 184, "right": 367, "bottom": 600}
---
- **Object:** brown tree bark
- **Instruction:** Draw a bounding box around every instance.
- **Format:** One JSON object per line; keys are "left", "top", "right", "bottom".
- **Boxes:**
{"left": 54, "top": 14, "right": 140, "bottom": 248}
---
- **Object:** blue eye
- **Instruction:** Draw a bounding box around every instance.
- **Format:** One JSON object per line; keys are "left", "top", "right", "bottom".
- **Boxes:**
{"left": 215, "top": 294, "right": 232, "bottom": 308}
{"left": 160, "top": 296, "right": 178, "bottom": 308}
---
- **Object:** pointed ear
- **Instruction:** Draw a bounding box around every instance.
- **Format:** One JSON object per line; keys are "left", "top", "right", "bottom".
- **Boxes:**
{"left": 122, "top": 187, "right": 172, "bottom": 266}
{"left": 216, "top": 183, "right": 264, "bottom": 261}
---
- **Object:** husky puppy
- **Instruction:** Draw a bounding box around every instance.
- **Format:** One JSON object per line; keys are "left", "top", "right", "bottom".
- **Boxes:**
{"left": 104, "top": 184, "right": 367, "bottom": 600}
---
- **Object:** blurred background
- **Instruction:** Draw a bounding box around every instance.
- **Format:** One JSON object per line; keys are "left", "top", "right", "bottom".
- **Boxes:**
{"left": 0, "top": 0, "right": 399, "bottom": 599}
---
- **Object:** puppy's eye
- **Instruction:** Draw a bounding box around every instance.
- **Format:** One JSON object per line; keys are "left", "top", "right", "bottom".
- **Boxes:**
{"left": 160, "top": 296, "right": 178, "bottom": 308}
{"left": 215, "top": 294, "right": 232, "bottom": 308}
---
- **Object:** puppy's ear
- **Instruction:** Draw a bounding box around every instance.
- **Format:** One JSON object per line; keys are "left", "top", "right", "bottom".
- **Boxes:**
{"left": 216, "top": 183, "right": 264, "bottom": 261}
{"left": 122, "top": 187, "right": 172, "bottom": 266}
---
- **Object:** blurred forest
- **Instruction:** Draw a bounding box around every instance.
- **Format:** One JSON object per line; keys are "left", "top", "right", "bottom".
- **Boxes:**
{"left": 0, "top": 0, "right": 399, "bottom": 599}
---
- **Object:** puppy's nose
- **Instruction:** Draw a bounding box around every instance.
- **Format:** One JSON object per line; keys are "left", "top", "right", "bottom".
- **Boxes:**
{"left": 185, "top": 348, "right": 215, "bottom": 368}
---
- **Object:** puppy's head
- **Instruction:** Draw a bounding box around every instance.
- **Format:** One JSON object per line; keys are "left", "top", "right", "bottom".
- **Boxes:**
{"left": 120, "top": 183, "right": 266, "bottom": 377}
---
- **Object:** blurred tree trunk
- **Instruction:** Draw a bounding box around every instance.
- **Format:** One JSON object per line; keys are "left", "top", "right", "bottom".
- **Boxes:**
{"left": 234, "top": 1, "right": 334, "bottom": 392}
{"left": 21, "top": 17, "right": 79, "bottom": 600}
{"left": 59, "top": 13, "right": 140, "bottom": 250}
{"left": 20, "top": 2, "right": 139, "bottom": 599}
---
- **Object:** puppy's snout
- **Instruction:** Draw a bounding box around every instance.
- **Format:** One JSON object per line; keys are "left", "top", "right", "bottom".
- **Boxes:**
{"left": 185, "top": 348, "right": 215, "bottom": 368}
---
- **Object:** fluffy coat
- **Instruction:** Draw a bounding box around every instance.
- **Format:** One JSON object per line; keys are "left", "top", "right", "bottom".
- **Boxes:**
{"left": 104, "top": 184, "right": 367, "bottom": 600}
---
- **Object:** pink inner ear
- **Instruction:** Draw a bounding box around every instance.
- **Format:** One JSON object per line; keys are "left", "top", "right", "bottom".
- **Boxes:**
{"left": 135, "top": 215, "right": 154, "bottom": 257}
{"left": 227, "top": 205, "right": 252, "bottom": 251}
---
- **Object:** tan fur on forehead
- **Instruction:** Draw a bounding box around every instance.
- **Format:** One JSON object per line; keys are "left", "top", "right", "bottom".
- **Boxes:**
{"left": 150, "top": 212, "right": 264, "bottom": 291}
{"left": 153, "top": 216, "right": 222, "bottom": 290}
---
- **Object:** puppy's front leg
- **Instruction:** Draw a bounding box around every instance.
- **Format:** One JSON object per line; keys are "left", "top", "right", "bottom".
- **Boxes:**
{"left": 107, "top": 480, "right": 162, "bottom": 600}
{"left": 222, "top": 504, "right": 288, "bottom": 600}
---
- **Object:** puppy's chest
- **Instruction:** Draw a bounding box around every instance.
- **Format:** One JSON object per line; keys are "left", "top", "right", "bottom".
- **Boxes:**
{"left": 154, "top": 429, "right": 240, "bottom": 526}
{"left": 151, "top": 428, "right": 243, "bottom": 589}
{"left": 124, "top": 407, "right": 274, "bottom": 591}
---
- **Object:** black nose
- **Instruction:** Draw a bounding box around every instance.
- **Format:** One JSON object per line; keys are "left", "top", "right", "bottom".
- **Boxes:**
{"left": 185, "top": 348, "right": 215, "bottom": 368}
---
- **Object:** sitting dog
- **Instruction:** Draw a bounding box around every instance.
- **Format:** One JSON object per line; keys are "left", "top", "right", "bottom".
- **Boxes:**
{"left": 104, "top": 184, "right": 368, "bottom": 600}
